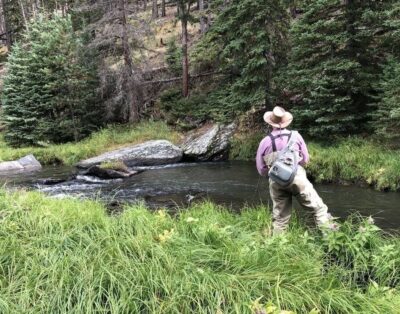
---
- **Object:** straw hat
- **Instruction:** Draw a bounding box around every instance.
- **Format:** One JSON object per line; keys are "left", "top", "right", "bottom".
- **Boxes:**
{"left": 263, "top": 106, "right": 293, "bottom": 128}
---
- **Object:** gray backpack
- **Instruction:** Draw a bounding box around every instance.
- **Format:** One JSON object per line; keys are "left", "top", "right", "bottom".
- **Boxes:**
{"left": 268, "top": 131, "right": 299, "bottom": 186}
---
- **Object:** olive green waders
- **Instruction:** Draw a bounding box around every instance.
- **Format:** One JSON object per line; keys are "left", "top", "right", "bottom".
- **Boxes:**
{"left": 268, "top": 166, "right": 330, "bottom": 235}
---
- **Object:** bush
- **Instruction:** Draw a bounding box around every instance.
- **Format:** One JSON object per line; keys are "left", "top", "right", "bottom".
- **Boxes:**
{"left": 1, "top": 15, "right": 104, "bottom": 147}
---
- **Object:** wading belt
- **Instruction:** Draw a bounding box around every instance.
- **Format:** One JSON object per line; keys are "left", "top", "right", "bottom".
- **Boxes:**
{"left": 268, "top": 132, "right": 293, "bottom": 152}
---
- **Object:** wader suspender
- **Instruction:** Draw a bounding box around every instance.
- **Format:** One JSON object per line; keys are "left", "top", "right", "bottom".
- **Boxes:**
{"left": 268, "top": 132, "right": 293, "bottom": 152}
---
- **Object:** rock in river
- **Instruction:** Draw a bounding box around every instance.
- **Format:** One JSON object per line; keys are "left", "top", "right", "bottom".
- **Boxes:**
{"left": 0, "top": 154, "right": 42, "bottom": 173}
{"left": 83, "top": 165, "right": 140, "bottom": 179}
{"left": 181, "top": 123, "right": 236, "bottom": 161}
{"left": 77, "top": 140, "right": 183, "bottom": 169}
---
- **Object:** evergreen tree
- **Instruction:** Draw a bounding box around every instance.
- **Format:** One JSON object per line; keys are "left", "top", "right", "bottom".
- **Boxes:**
{"left": 282, "top": 0, "right": 390, "bottom": 137}
{"left": 1, "top": 15, "right": 104, "bottom": 147}
{"left": 193, "top": 0, "right": 289, "bottom": 112}
{"left": 373, "top": 57, "right": 400, "bottom": 143}
{"left": 165, "top": 37, "right": 183, "bottom": 76}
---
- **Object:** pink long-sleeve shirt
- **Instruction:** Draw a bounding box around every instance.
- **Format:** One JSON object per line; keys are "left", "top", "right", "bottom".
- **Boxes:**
{"left": 256, "top": 128, "right": 310, "bottom": 176}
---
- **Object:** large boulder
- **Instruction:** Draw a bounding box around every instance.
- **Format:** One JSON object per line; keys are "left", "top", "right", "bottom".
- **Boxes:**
{"left": 0, "top": 154, "right": 42, "bottom": 173}
{"left": 77, "top": 140, "right": 183, "bottom": 169}
{"left": 181, "top": 123, "right": 236, "bottom": 161}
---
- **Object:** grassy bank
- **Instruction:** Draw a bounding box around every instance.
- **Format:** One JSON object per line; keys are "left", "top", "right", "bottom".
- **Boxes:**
{"left": 230, "top": 132, "right": 400, "bottom": 191}
{"left": 0, "top": 121, "right": 181, "bottom": 166}
{"left": 0, "top": 190, "right": 399, "bottom": 313}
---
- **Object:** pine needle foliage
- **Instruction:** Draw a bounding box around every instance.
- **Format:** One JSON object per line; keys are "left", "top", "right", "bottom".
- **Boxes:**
{"left": 193, "top": 0, "right": 289, "bottom": 112}
{"left": 372, "top": 57, "right": 400, "bottom": 143}
{"left": 1, "top": 15, "right": 104, "bottom": 147}
{"left": 282, "top": 0, "right": 392, "bottom": 137}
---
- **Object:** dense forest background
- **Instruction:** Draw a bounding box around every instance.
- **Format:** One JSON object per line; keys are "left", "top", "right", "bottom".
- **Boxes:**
{"left": 0, "top": 0, "right": 399, "bottom": 147}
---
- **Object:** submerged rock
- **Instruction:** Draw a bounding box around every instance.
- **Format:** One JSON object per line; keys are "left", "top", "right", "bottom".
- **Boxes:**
{"left": 0, "top": 154, "right": 42, "bottom": 173}
{"left": 75, "top": 175, "right": 123, "bottom": 184}
{"left": 77, "top": 140, "right": 183, "bottom": 169}
{"left": 181, "top": 123, "right": 236, "bottom": 161}
{"left": 36, "top": 178, "right": 69, "bottom": 185}
{"left": 83, "top": 165, "right": 140, "bottom": 179}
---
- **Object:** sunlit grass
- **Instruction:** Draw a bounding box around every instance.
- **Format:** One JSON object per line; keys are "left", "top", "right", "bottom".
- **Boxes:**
{"left": 0, "top": 190, "right": 399, "bottom": 313}
{"left": 0, "top": 121, "right": 182, "bottom": 166}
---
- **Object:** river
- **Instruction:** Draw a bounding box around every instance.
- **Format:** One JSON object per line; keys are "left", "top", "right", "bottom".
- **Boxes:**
{"left": 1, "top": 161, "right": 399, "bottom": 229}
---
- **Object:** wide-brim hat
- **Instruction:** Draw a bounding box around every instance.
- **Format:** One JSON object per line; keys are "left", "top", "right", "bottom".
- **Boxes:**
{"left": 263, "top": 106, "right": 293, "bottom": 128}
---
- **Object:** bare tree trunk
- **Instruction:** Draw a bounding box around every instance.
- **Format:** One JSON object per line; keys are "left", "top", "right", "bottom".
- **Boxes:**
{"left": 152, "top": 0, "right": 158, "bottom": 19}
{"left": 181, "top": 18, "right": 189, "bottom": 97}
{"left": 207, "top": 0, "right": 212, "bottom": 30}
{"left": 143, "top": 0, "right": 147, "bottom": 11}
{"left": 18, "top": 0, "right": 29, "bottom": 32}
{"left": 0, "top": 0, "right": 11, "bottom": 51}
{"left": 119, "top": 0, "right": 141, "bottom": 123}
{"left": 0, "top": 0, "right": 4, "bottom": 35}
{"left": 199, "top": 0, "right": 205, "bottom": 33}
{"left": 161, "top": 0, "right": 166, "bottom": 17}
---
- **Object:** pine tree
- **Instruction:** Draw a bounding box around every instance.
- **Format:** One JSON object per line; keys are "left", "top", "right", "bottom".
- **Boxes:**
{"left": 371, "top": 2, "right": 400, "bottom": 142}
{"left": 282, "top": 0, "right": 390, "bottom": 137}
{"left": 1, "top": 15, "right": 104, "bottom": 146}
{"left": 165, "top": 37, "right": 183, "bottom": 76}
{"left": 373, "top": 57, "right": 400, "bottom": 142}
{"left": 193, "top": 0, "right": 289, "bottom": 112}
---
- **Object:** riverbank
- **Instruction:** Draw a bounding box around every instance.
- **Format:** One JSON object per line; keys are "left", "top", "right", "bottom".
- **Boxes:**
{"left": 0, "top": 121, "right": 181, "bottom": 166}
{"left": 0, "top": 189, "right": 399, "bottom": 313}
{"left": 231, "top": 132, "right": 400, "bottom": 191}
{"left": 1, "top": 122, "right": 400, "bottom": 191}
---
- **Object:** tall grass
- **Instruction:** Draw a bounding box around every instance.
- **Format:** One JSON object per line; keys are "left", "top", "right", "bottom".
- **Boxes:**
{"left": 230, "top": 132, "right": 400, "bottom": 191}
{"left": 0, "top": 121, "right": 182, "bottom": 166}
{"left": 0, "top": 190, "right": 399, "bottom": 313}
{"left": 307, "top": 138, "right": 400, "bottom": 191}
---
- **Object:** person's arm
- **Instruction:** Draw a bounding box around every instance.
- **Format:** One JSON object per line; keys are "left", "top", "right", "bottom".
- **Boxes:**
{"left": 256, "top": 137, "right": 271, "bottom": 176}
{"left": 297, "top": 133, "right": 310, "bottom": 166}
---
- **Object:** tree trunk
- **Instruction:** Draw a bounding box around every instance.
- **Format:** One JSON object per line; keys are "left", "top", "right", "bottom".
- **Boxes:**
{"left": 207, "top": 0, "right": 212, "bottom": 30}
{"left": 152, "top": 0, "right": 158, "bottom": 19}
{"left": 18, "top": 0, "right": 29, "bottom": 32}
{"left": 119, "top": 0, "right": 140, "bottom": 123}
{"left": 143, "top": 0, "right": 147, "bottom": 11}
{"left": 181, "top": 18, "right": 189, "bottom": 97}
{"left": 0, "top": 0, "right": 11, "bottom": 51}
{"left": 0, "top": 0, "right": 4, "bottom": 35}
{"left": 161, "top": 0, "right": 166, "bottom": 17}
{"left": 199, "top": 0, "right": 205, "bottom": 33}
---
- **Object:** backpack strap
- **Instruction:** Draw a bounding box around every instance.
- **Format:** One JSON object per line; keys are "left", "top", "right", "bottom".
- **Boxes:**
{"left": 268, "top": 132, "right": 292, "bottom": 152}
{"left": 286, "top": 131, "right": 298, "bottom": 150}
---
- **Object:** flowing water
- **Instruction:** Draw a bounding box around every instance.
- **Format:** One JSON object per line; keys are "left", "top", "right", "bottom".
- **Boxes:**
{"left": 1, "top": 161, "right": 399, "bottom": 229}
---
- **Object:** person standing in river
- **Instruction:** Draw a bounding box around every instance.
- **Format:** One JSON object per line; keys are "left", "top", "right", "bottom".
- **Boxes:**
{"left": 256, "top": 106, "right": 331, "bottom": 235}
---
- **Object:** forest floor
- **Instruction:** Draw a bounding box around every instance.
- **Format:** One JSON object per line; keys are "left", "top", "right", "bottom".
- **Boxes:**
{"left": 0, "top": 189, "right": 399, "bottom": 313}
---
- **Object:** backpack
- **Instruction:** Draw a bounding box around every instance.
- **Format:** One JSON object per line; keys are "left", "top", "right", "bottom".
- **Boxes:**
{"left": 268, "top": 131, "right": 299, "bottom": 187}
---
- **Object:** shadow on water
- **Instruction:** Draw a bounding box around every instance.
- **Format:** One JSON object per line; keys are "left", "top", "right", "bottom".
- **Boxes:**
{"left": 1, "top": 161, "right": 399, "bottom": 229}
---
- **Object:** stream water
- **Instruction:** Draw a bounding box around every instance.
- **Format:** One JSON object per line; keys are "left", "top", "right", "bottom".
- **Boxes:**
{"left": 1, "top": 161, "right": 399, "bottom": 229}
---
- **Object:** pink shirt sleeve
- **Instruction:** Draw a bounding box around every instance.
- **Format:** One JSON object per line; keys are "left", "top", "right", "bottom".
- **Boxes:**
{"left": 256, "top": 136, "right": 271, "bottom": 176}
{"left": 297, "top": 133, "right": 309, "bottom": 165}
